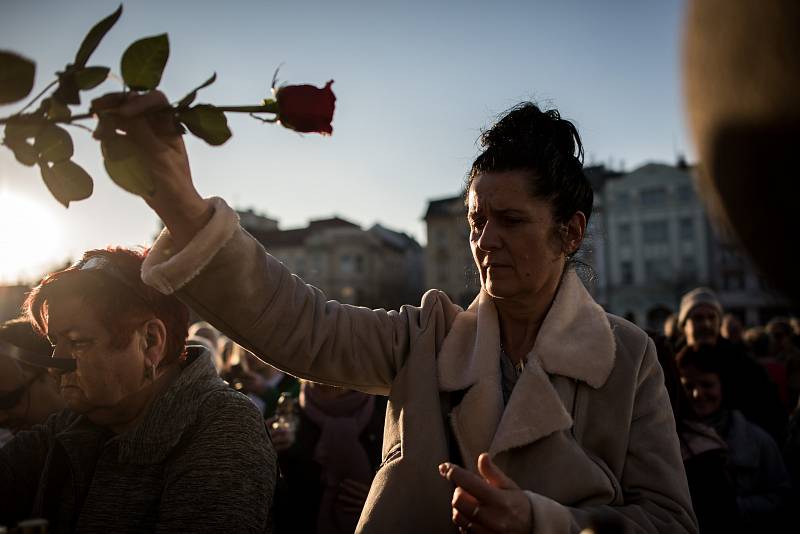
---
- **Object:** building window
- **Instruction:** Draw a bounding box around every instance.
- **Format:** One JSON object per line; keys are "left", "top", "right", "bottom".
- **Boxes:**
{"left": 618, "top": 223, "right": 632, "bottom": 246}
{"left": 723, "top": 272, "right": 746, "bottom": 291}
{"left": 680, "top": 255, "right": 696, "bottom": 277}
{"left": 640, "top": 187, "right": 667, "bottom": 207}
{"left": 340, "top": 254, "right": 354, "bottom": 274}
{"left": 642, "top": 220, "right": 669, "bottom": 243}
{"left": 644, "top": 259, "right": 671, "bottom": 282}
{"left": 677, "top": 184, "right": 693, "bottom": 202}
{"left": 679, "top": 217, "right": 694, "bottom": 241}
{"left": 615, "top": 192, "right": 631, "bottom": 208}
{"left": 620, "top": 261, "right": 634, "bottom": 285}
{"left": 354, "top": 255, "right": 364, "bottom": 273}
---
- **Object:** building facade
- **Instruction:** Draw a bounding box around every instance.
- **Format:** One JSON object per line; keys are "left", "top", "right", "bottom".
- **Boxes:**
{"left": 422, "top": 196, "right": 480, "bottom": 308}
{"left": 423, "top": 161, "right": 795, "bottom": 329}
{"left": 242, "top": 210, "right": 424, "bottom": 311}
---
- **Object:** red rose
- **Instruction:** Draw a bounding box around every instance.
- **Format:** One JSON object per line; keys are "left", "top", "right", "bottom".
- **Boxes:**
{"left": 276, "top": 80, "right": 336, "bottom": 135}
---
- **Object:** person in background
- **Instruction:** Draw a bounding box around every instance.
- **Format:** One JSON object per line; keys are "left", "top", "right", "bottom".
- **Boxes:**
{"left": 663, "top": 313, "right": 682, "bottom": 352}
{"left": 231, "top": 345, "right": 300, "bottom": 419}
{"left": 0, "top": 319, "right": 65, "bottom": 446}
{"left": 0, "top": 248, "right": 276, "bottom": 532}
{"left": 187, "top": 320, "right": 223, "bottom": 372}
{"left": 744, "top": 326, "right": 789, "bottom": 410}
{"left": 678, "top": 287, "right": 787, "bottom": 442}
{"left": 767, "top": 317, "right": 800, "bottom": 410}
{"left": 650, "top": 333, "right": 739, "bottom": 533}
{"left": 677, "top": 344, "right": 791, "bottom": 531}
{"left": 269, "top": 380, "right": 386, "bottom": 534}
{"left": 721, "top": 313, "right": 745, "bottom": 345}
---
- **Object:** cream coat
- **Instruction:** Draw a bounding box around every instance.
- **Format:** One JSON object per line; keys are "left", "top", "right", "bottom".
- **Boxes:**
{"left": 142, "top": 198, "right": 697, "bottom": 534}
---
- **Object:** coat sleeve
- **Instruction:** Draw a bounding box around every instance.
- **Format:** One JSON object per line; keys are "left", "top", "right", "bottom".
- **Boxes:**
{"left": 0, "top": 415, "right": 58, "bottom": 525}
{"left": 142, "top": 198, "right": 457, "bottom": 396}
{"left": 524, "top": 337, "right": 699, "bottom": 534}
{"left": 155, "top": 391, "right": 277, "bottom": 533}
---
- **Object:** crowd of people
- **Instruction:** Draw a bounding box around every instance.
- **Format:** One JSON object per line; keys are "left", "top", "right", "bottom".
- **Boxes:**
{"left": 0, "top": 95, "right": 795, "bottom": 533}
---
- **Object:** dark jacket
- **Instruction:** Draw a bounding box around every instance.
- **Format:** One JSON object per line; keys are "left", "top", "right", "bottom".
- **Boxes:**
{"left": 0, "top": 349, "right": 276, "bottom": 533}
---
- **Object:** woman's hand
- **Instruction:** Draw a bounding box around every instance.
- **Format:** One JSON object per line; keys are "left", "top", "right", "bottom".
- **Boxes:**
{"left": 90, "top": 91, "right": 212, "bottom": 249}
{"left": 439, "top": 453, "right": 532, "bottom": 534}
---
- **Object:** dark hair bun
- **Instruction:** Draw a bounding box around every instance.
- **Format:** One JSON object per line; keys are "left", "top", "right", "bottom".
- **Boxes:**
{"left": 469, "top": 102, "right": 593, "bottom": 229}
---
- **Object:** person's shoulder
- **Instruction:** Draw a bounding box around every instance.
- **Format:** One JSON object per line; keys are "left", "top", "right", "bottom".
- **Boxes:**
{"left": 398, "top": 288, "right": 467, "bottom": 329}
{"left": 197, "top": 386, "right": 264, "bottom": 422}
{"left": 730, "top": 410, "right": 778, "bottom": 447}
{"left": 605, "top": 312, "right": 651, "bottom": 356}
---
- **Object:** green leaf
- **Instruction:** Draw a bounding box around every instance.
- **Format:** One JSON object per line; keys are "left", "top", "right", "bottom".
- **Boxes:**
{"left": 4, "top": 114, "right": 46, "bottom": 141}
{"left": 121, "top": 34, "right": 169, "bottom": 91}
{"left": 178, "top": 104, "right": 231, "bottom": 146}
{"left": 177, "top": 72, "right": 217, "bottom": 108}
{"left": 41, "top": 160, "right": 94, "bottom": 207}
{"left": 101, "top": 135, "right": 156, "bottom": 196}
{"left": 45, "top": 98, "right": 71, "bottom": 121}
{"left": 9, "top": 140, "right": 37, "bottom": 166}
{"left": 75, "top": 66, "right": 110, "bottom": 90}
{"left": 34, "top": 124, "right": 74, "bottom": 162}
{"left": 74, "top": 4, "right": 123, "bottom": 67}
{"left": 0, "top": 51, "right": 36, "bottom": 104}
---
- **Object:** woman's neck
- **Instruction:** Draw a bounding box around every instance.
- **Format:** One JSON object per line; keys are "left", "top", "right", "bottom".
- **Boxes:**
{"left": 495, "top": 276, "right": 562, "bottom": 365}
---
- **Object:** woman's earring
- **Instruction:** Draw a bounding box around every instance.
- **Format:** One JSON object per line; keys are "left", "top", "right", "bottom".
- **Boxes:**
{"left": 145, "top": 361, "right": 157, "bottom": 381}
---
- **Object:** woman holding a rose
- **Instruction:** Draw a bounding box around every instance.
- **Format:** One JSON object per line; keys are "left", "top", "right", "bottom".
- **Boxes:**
{"left": 95, "top": 89, "right": 696, "bottom": 533}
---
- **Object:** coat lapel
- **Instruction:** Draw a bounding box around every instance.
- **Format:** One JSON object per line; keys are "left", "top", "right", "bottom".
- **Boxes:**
{"left": 436, "top": 270, "right": 617, "bottom": 466}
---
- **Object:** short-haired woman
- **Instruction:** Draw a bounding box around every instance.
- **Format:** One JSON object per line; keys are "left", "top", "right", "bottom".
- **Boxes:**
{"left": 0, "top": 248, "right": 276, "bottom": 532}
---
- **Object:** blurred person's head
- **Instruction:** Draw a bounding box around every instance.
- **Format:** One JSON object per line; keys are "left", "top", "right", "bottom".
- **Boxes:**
{"left": 743, "top": 326, "right": 771, "bottom": 358}
{"left": 720, "top": 313, "right": 743, "bottom": 343}
{"left": 0, "top": 319, "right": 65, "bottom": 431}
{"left": 187, "top": 321, "right": 222, "bottom": 372}
{"left": 790, "top": 317, "right": 800, "bottom": 337}
{"left": 678, "top": 287, "right": 723, "bottom": 348}
{"left": 676, "top": 345, "right": 727, "bottom": 418}
{"left": 25, "top": 248, "right": 190, "bottom": 431}
{"left": 766, "top": 316, "right": 794, "bottom": 353}
{"left": 663, "top": 313, "right": 679, "bottom": 341}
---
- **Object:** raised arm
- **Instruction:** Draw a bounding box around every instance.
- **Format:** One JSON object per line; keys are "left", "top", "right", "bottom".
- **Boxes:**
{"left": 91, "top": 91, "right": 212, "bottom": 248}
{"left": 96, "top": 92, "right": 458, "bottom": 393}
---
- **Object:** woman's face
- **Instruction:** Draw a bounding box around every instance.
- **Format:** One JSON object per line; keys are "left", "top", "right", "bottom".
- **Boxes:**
{"left": 46, "top": 295, "right": 149, "bottom": 425}
{"left": 680, "top": 365, "right": 723, "bottom": 418}
{"left": 468, "top": 171, "right": 565, "bottom": 301}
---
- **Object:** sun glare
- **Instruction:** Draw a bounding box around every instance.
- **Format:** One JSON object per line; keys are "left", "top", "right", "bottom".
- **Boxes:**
{"left": 0, "top": 191, "right": 62, "bottom": 284}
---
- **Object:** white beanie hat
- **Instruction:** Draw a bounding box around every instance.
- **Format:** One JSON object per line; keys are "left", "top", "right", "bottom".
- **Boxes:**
{"left": 678, "top": 287, "right": 723, "bottom": 326}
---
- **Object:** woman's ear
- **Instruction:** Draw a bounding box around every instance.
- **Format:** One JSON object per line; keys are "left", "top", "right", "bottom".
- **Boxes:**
{"left": 142, "top": 318, "right": 168, "bottom": 366}
{"left": 563, "top": 211, "right": 587, "bottom": 256}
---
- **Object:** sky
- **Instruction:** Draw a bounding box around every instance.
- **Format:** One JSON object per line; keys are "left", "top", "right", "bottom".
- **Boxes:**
{"left": 0, "top": 0, "right": 690, "bottom": 283}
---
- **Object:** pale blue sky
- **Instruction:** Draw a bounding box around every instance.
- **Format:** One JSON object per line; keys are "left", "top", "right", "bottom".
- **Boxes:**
{"left": 0, "top": 0, "right": 689, "bottom": 282}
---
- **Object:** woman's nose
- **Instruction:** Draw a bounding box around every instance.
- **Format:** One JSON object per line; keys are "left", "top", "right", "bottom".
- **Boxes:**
{"left": 476, "top": 221, "right": 501, "bottom": 251}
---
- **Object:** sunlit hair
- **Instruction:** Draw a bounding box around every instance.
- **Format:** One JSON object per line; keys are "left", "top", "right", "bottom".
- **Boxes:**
{"left": 466, "top": 102, "right": 593, "bottom": 230}
{"left": 24, "top": 247, "right": 189, "bottom": 367}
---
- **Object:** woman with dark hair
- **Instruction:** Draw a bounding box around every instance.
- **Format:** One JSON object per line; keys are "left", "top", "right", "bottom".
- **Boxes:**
{"left": 96, "top": 93, "right": 697, "bottom": 533}
{"left": 677, "top": 344, "right": 790, "bottom": 531}
{"left": 0, "top": 248, "right": 276, "bottom": 532}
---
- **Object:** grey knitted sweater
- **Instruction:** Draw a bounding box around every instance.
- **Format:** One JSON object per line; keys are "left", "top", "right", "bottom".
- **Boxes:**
{"left": 0, "top": 348, "right": 276, "bottom": 533}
